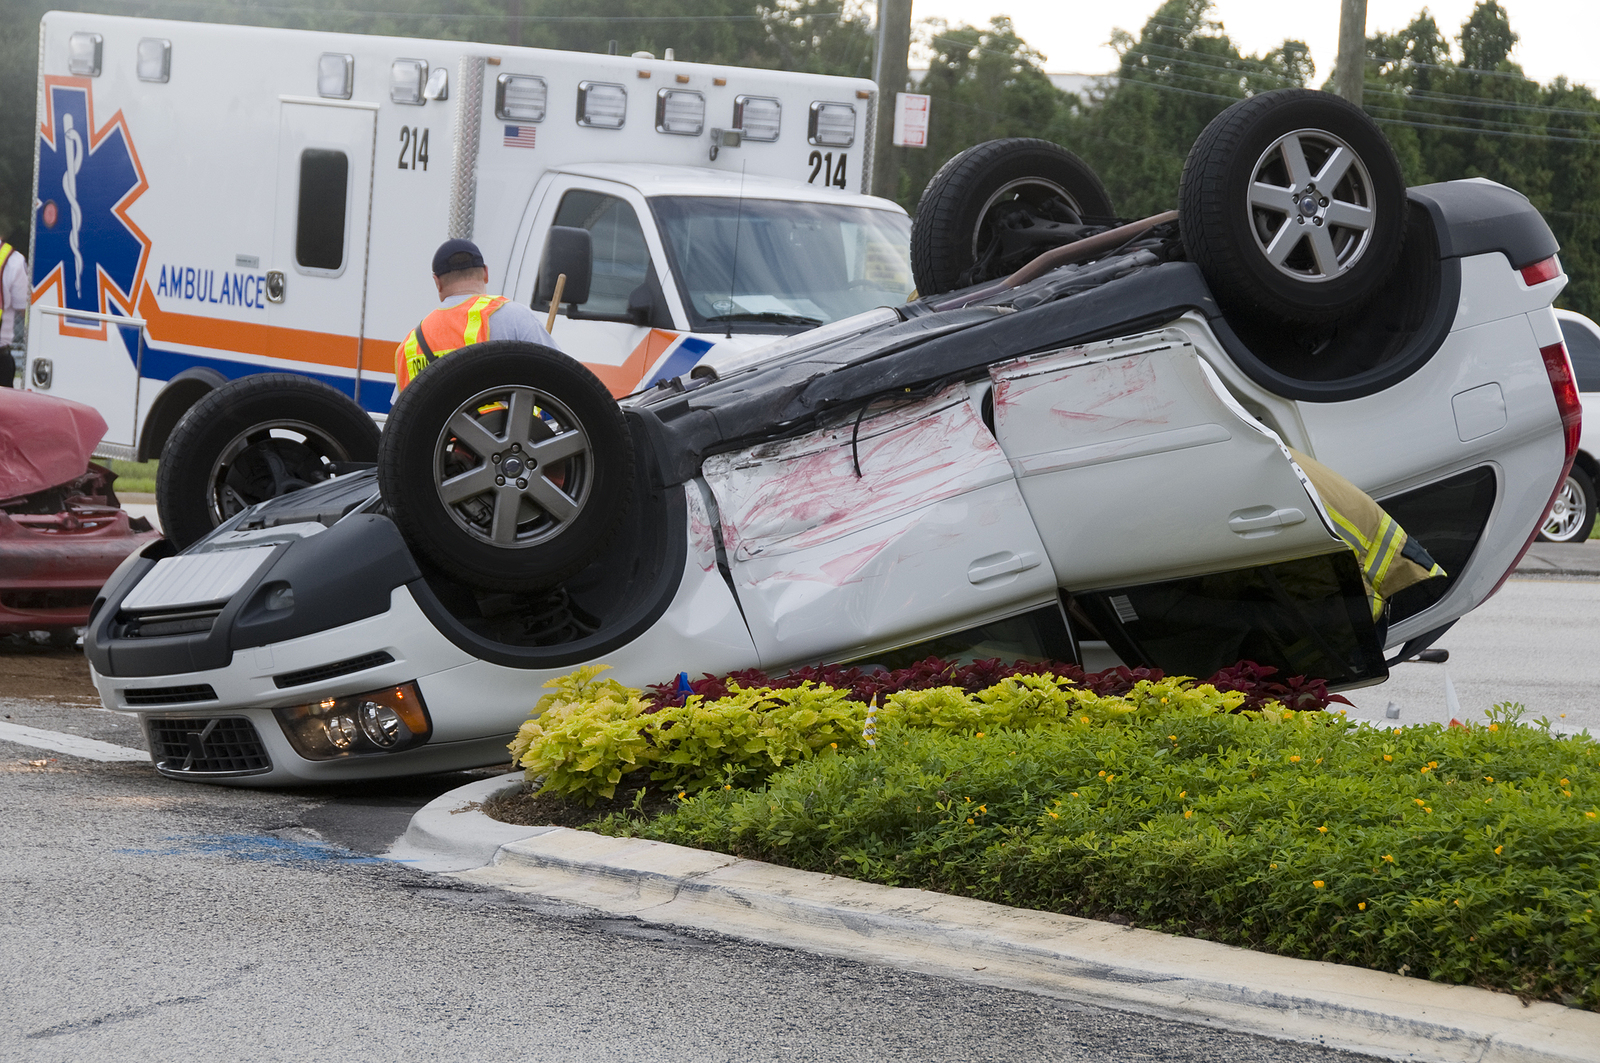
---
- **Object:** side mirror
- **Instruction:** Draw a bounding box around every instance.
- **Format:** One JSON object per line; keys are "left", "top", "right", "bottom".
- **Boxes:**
{"left": 626, "top": 283, "right": 653, "bottom": 326}
{"left": 535, "top": 227, "right": 592, "bottom": 306}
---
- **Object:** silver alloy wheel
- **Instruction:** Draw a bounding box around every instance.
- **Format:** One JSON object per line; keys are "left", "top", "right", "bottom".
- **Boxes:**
{"left": 970, "top": 176, "right": 1085, "bottom": 259}
{"left": 1246, "top": 127, "right": 1376, "bottom": 283}
{"left": 206, "top": 419, "right": 353, "bottom": 525}
{"left": 432, "top": 384, "right": 593, "bottom": 548}
{"left": 1542, "top": 473, "right": 1589, "bottom": 541}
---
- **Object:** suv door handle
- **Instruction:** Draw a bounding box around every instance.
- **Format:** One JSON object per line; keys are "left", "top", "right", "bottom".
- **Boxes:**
{"left": 967, "top": 550, "right": 1042, "bottom": 585}
{"left": 1228, "top": 506, "right": 1306, "bottom": 534}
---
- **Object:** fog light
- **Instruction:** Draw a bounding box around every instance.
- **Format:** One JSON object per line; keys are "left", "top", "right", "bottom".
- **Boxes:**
{"left": 275, "top": 681, "right": 430, "bottom": 760}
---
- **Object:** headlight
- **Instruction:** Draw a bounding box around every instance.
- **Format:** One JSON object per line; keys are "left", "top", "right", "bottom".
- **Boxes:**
{"left": 275, "top": 682, "right": 431, "bottom": 760}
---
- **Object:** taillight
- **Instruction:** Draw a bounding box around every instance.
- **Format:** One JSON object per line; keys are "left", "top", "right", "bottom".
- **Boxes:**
{"left": 1541, "top": 341, "right": 1583, "bottom": 461}
{"left": 1490, "top": 340, "right": 1583, "bottom": 597}
{"left": 1521, "top": 255, "right": 1562, "bottom": 286}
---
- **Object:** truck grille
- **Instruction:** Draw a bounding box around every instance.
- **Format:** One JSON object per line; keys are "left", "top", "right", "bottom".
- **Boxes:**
{"left": 116, "top": 606, "right": 222, "bottom": 639}
{"left": 273, "top": 651, "right": 395, "bottom": 689}
{"left": 148, "top": 717, "right": 271, "bottom": 776}
{"left": 123, "top": 684, "right": 218, "bottom": 707}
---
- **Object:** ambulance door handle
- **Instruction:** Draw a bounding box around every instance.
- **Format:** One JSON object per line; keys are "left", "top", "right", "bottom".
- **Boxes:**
{"left": 265, "top": 271, "right": 286, "bottom": 304}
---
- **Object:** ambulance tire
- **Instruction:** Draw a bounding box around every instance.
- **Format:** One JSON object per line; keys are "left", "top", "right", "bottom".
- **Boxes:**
{"left": 379, "top": 342, "right": 635, "bottom": 593}
{"left": 156, "top": 374, "right": 381, "bottom": 549}
{"left": 911, "top": 138, "right": 1115, "bottom": 297}
{"left": 1180, "top": 89, "right": 1406, "bottom": 325}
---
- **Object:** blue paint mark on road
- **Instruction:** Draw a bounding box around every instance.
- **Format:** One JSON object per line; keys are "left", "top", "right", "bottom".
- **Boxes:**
{"left": 117, "top": 833, "right": 383, "bottom": 864}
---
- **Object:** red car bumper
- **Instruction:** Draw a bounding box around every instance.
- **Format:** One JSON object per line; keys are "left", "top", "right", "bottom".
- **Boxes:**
{"left": 0, "top": 505, "right": 160, "bottom": 635}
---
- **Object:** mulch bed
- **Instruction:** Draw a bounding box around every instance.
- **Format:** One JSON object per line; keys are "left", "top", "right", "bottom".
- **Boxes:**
{"left": 484, "top": 775, "right": 678, "bottom": 830}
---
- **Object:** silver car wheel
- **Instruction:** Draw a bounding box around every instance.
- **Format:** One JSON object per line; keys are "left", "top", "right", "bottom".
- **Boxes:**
{"left": 431, "top": 384, "right": 594, "bottom": 548}
{"left": 1246, "top": 127, "right": 1376, "bottom": 284}
{"left": 1541, "top": 472, "right": 1590, "bottom": 542}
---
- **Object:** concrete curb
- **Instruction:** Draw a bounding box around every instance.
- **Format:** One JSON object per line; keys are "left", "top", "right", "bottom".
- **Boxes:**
{"left": 394, "top": 777, "right": 1600, "bottom": 1063}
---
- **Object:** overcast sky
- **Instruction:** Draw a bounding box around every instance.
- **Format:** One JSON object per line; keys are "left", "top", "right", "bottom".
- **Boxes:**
{"left": 906, "top": 1, "right": 1597, "bottom": 88}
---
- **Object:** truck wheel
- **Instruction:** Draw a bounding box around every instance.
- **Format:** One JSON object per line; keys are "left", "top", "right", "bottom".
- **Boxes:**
{"left": 1538, "top": 465, "right": 1596, "bottom": 543}
{"left": 378, "top": 341, "right": 635, "bottom": 593}
{"left": 1180, "top": 88, "right": 1406, "bottom": 325}
{"left": 156, "top": 374, "right": 380, "bottom": 549}
{"left": 911, "top": 138, "right": 1115, "bottom": 297}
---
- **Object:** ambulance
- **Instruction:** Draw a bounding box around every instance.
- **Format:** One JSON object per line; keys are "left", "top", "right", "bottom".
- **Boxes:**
{"left": 23, "top": 11, "right": 914, "bottom": 464}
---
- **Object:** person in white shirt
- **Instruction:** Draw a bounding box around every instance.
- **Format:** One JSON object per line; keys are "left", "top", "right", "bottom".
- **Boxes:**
{"left": 0, "top": 238, "right": 29, "bottom": 387}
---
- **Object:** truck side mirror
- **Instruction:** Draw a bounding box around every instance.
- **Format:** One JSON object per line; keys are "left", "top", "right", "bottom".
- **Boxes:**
{"left": 535, "top": 226, "right": 592, "bottom": 306}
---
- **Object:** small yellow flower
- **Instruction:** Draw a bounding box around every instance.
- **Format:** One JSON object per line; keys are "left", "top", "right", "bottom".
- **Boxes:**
{"left": 677, "top": 791, "right": 687, "bottom": 800}
{"left": 1071, "top": 792, "right": 1079, "bottom": 798}
{"left": 1049, "top": 811, "right": 1059, "bottom": 819}
{"left": 830, "top": 742, "right": 837, "bottom": 749}
{"left": 1494, "top": 845, "right": 1503, "bottom": 855}
{"left": 1315, "top": 758, "right": 1323, "bottom": 765}
{"left": 1313, "top": 880, "right": 1325, "bottom": 888}
{"left": 1393, "top": 727, "right": 1402, "bottom": 735}
{"left": 1184, "top": 809, "right": 1193, "bottom": 819}
{"left": 1564, "top": 790, "right": 1573, "bottom": 798}
{"left": 1414, "top": 798, "right": 1426, "bottom": 806}
{"left": 1454, "top": 899, "right": 1461, "bottom": 907}
{"left": 975, "top": 732, "right": 985, "bottom": 739}
{"left": 1484, "top": 776, "right": 1494, "bottom": 782}
{"left": 1081, "top": 716, "right": 1090, "bottom": 724}
{"left": 1383, "top": 755, "right": 1393, "bottom": 762}
{"left": 1358, "top": 902, "right": 1367, "bottom": 910}
{"left": 1561, "top": 778, "right": 1570, "bottom": 786}
{"left": 1178, "top": 791, "right": 1186, "bottom": 798}
{"left": 1284, "top": 711, "right": 1294, "bottom": 720}
{"left": 1098, "top": 770, "right": 1106, "bottom": 777}
{"left": 1270, "top": 863, "right": 1278, "bottom": 869}
{"left": 1382, "top": 854, "right": 1394, "bottom": 863}
{"left": 1169, "top": 735, "right": 1177, "bottom": 741}
{"left": 1420, "top": 766, "right": 1430, "bottom": 773}
{"left": 1489, "top": 723, "right": 1499, "bottom": 732}
{"left": 965, "top": 817, "right": 974, "bottom": 825}
{"left": 1587, "top": 811, "right": 1597, "bottom": 819}
{"left": 1428, "top": 761, "right": 1438, "bottom": 769}
{"left": 1290, "top": 755, "right": 1302, "bottom": 763}
{"left": 1317, "top": 825, "right": 1329, "bottom": 833}
{"left": 1424, "top": 806, "right": 1433, "bottom": 814}
{"left": 977, "top": 805, "right": 987, "bottom": 814}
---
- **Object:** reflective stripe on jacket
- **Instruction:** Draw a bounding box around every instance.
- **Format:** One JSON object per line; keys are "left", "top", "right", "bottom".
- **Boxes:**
{"left": 1289, "top": 448, "right": 1446, "bottom": 619}
{"left": 394, "top": 294, "right": 507, "bottom": 391}
{"left": 0, "top": 243, "right": 13, "bottom": 311}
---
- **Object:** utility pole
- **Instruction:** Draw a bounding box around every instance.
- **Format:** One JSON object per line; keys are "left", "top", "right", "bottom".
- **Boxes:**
{"left": 1333, "top": 0, "right": 1368, "bottom": 106}
{"left": 871, "top": 0, "right": 913, "bottom": 200}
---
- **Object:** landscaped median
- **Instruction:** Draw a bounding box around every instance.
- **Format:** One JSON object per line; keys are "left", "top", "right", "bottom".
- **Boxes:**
{"left": 489, "top": 659, "right": 1600, "bottom": 1012}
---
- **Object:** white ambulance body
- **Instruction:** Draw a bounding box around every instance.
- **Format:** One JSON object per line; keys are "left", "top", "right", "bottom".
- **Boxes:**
{"left": 25, "top": 12, "right": 913, "bottom": 459}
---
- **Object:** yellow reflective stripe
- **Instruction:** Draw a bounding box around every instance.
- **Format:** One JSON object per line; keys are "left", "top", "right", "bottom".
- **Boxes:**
{"left": 1368, "top": 517, "right": 1405, "bottom": 592}
{"left": 1325, "top": 505, "right": 1368, "bottom": 552}
{"left": 461, "top": 295, "right": 496, "bottom": 346}
{"left": 402, "top": 332, "right": 428, "bottom": 384}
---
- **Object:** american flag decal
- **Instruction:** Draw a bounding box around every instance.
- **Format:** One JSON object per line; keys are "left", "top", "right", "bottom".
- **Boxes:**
{"left": 503, "top": 125, "right": 537, "bottom": 148}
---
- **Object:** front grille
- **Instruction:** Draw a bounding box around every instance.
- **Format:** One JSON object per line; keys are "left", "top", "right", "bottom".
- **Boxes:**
{"left": 122, "top": 684, "right": 218, "bottom": 707}
{"left": 273, "top": 651, "right": 395, "bottom": 689}
{"left": 1, "top": 588, "right": 98, "bottom": 611}
{"left": 147, "top": 717, "right": 271, "bottom": 776}
{"left": 117, "top": 607, "right": 222, "bottom": 639}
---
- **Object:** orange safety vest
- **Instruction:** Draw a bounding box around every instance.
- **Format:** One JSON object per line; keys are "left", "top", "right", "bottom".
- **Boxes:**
{"left": 394, "top": 294, "right": 507, "bottom": 391}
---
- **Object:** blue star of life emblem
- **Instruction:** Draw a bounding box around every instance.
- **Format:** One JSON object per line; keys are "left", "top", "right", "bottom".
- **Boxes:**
{"left": 33, "top": 77, "right": 150, "bottom": 323}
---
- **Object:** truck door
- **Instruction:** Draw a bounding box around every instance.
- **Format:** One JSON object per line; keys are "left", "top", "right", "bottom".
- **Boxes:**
{"left": 509, "top": 177, "right": 683, "bottom": 397}
{"left": 266, "top": 100, "right": 375, "bottom": 399}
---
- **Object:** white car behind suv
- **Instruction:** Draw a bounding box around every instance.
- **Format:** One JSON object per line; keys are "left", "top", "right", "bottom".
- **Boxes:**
{"left": 1546, "top": 309, "right": 1600, "bottom": 542}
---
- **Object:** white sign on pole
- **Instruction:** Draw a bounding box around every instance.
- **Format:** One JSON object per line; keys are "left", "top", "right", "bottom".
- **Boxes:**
{"left": 892, "top": 92, "right": 930, "bottom": 148}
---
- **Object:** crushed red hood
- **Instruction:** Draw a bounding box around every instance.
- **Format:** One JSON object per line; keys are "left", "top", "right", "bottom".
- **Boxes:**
{"left": 0, "top": 389, "right": 110, "bottom": 501}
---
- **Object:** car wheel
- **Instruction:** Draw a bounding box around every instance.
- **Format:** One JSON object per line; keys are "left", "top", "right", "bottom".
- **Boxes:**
{"left": 1538, "top": 465, "right": 1596, "bottom": 543}
{"left": 378, "top": 341, "right": 635, "bottom": 593}
{"left": 156, "top": 374, "right": 381, "bottom": 549}
{"left": 1179, "top": 88, "right": 1406, "bottom": 325}
{"left": 911, "top": 138, "right": 1115, "bottom": 297}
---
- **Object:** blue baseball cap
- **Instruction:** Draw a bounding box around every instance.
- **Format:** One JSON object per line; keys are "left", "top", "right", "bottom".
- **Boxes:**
{"left": 432, "top": 238, "right": 486, "bottom": 276}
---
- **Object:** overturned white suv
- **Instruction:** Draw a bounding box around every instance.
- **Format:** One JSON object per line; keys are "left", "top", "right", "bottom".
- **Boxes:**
{"left": 85, "top": 90, "right": 1580, "bottom": 785}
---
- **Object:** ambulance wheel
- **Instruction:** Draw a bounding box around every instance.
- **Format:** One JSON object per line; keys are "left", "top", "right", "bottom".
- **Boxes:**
{"left": 379, "top": 341, "right": 635, "bottom": 593}
{"left": 911, "top": 138, "right": 1115, "bottom": 296}
{"left": 156, "top": 374, "right": 381, "bottom": 549}
{"left": 1180, "top": 89, "right": 1406, "bottom": 325}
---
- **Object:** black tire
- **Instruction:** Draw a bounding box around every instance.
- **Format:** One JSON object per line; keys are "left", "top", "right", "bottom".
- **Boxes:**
{"left": 378, "top": 341, "right": 635, "bottom": 593}
{"left": 1538, "top": 464, "right": 1596, "bottom": 543}
{"left": 156, "top": 374, "right": 381, "bottom": 549}
{"left": 1180, "top": 89, "right": 1406, "bottom": 326}
{"left": 911, "top": 138, "right": 1115, "bottom": 297}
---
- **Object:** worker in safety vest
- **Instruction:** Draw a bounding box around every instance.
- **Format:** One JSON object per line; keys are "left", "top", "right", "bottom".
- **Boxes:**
{"left": 1290, "top": 448, "right": 1446, "bottom": 632}
{"left": 0, "top": 238, "right": 27, "bottom": 388}
{"left": 393, "top": 238, "right": 557, "bottom": 396}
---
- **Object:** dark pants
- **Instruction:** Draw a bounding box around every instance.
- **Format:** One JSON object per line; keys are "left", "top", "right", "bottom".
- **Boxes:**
{"left": 1, "top": 347, "right": 14, "bottom": 387}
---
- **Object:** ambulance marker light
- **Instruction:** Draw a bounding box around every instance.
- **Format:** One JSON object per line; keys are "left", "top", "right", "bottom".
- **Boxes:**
{"left": 68, "top": 33, "right": 102, "bottom": 77}
{"left": 578, "top": 82, "right": 627, "bottom": 129}
{"left": 137, "top": 38, "right": 170, "bottom": 83}
{"left": 496, "top": 74, "right": 547, "bottom": 122}
{"left": 809, "top": 101, "right": 855, "bottom": 147}
{"left": 391, "top": 59, "right": 427, "bottom": 105}
{"left": 714, "top": 77, "right": 727, "bottom": 86}
{"left": 318, "top": 53, "right": 353, "bottom": 99}
{"left": 734, "top": 96, "right": 780, "bottom": 141}
{"left": 656, "top": 89, "right": 705, "bottom": 136}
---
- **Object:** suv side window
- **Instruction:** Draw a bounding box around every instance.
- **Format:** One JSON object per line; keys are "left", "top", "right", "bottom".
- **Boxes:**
{"left": 550, "top": 189, "right": 649, "bottom": 319}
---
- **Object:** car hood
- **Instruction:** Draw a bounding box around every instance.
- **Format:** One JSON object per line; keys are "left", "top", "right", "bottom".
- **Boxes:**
{"left": 0, "top": 389, "right": 109, "bottom": 501}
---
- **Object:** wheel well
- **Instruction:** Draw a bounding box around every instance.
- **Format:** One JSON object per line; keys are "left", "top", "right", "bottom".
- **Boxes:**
{"left": 136, "top": 369, "right": 228, "bottom": 461}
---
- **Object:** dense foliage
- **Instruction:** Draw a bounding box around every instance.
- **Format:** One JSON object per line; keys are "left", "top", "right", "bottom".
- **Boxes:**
{"left": 586, "top": 692, "right": 1600, "bottom": 1010}
{"left": 3, "top": 0, "right": 1595, "bottom": 318}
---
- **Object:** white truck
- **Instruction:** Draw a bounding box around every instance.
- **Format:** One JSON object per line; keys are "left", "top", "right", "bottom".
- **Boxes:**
{"left": 22, "top": 11, "right": 914, "bottom": 463}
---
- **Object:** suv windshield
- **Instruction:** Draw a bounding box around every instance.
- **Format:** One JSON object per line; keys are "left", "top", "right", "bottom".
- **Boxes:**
{"left": 650, "top": 196, "right": 913, "bottom": 333}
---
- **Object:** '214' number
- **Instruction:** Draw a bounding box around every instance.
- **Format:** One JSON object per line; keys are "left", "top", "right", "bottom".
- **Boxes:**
{"left": 808, "top": 150, "right": 847, "bottom": 189}
{"left": 398, "top": 126, "right": 430, "bottom": 170}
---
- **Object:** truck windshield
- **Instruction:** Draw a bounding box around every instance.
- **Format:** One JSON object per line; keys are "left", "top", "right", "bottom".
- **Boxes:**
{"left": 650, "top": 197, "right": 913, "bottom": 333}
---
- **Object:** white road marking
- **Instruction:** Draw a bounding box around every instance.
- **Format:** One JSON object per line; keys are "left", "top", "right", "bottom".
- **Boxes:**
{"left": 0, "top": 721, "right": 149, "bottom": 762}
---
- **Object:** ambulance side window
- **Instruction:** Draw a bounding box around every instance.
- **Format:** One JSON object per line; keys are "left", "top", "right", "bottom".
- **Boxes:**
{"left": 550, "top": 190, "right": 649, "bottom": 319}
{"left": 296, "top": 149, "right": 348, "bottom": 272}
